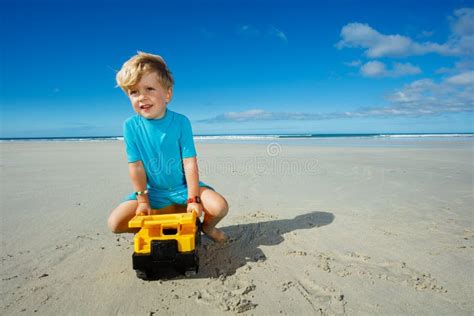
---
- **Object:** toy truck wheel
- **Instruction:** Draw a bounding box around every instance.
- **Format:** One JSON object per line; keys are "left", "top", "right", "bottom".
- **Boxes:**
{"left": 185, "top": 270, "right": 197, "bottom": 277}
{"left": 184, "top": 264, "right": 198, "bottom": 277}
{"left": 136, "top": 269, "right": 150, "bottom": 280}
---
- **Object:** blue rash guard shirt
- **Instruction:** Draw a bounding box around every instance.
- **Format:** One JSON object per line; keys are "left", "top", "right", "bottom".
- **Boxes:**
{"left": 122, "top": 109, "right": 211, "bottom": 208}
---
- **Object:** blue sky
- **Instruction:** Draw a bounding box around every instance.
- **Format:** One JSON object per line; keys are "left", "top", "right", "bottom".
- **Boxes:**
{"left": 1, "top": 0, "right": 473, "bottom": 137}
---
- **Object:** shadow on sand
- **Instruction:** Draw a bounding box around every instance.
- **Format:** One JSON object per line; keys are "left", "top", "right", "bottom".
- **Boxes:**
{"left": 196, "top": 210, "right": 335, "bottom": 279}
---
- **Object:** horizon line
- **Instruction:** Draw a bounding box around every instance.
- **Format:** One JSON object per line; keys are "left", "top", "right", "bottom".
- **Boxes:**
{"left": 1, "top": 132, "right": 474, "bottom": 140}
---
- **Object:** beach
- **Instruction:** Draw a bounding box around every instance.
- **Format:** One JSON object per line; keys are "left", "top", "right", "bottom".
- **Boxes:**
{"left": 1, "top": 139, "right": 473, "bottom": 315}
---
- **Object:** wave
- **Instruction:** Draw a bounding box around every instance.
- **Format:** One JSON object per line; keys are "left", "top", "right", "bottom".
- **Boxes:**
{"left": 378, "top": 134, "right": 474, "bottom": 138}
{"left": 196, "top": 133, "right": 474, "bottom": 140}
{"left": 0, "top": 136, "right": 123, "bottom": 142}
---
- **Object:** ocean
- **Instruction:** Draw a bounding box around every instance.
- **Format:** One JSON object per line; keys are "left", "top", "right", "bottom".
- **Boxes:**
{"left": 1, "top": 133, "right": 473, "bottom": 148}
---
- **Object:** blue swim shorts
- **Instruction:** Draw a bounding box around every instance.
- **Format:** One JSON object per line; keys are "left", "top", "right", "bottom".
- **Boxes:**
{"left": 123, "top": 181, "right": 213, "bottom": 209}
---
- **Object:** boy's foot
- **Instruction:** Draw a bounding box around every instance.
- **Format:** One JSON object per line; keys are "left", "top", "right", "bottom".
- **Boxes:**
{"left": 202, "top": 226, "right": 228, "bottom": 243}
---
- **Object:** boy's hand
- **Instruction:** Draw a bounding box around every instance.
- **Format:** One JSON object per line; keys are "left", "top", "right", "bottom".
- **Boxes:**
{"left": 187, "top": 202, "right": 203, "bottom": 217}
{"left": 136, "top": 202, "right": 151, "bottom": 216}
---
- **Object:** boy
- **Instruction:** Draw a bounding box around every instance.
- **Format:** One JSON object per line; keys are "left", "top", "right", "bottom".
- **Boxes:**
{"left": 107, "top": 51, "right": 228, "bottom": 242}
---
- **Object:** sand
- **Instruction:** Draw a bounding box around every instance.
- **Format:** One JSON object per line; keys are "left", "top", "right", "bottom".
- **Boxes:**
{"left": 1, "top": 139, "right": 473, "bottom": 315}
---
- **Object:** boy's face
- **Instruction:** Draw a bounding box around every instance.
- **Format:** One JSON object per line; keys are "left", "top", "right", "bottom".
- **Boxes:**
{"left": 127, "top": 72, "right": 172, "bottom": 120}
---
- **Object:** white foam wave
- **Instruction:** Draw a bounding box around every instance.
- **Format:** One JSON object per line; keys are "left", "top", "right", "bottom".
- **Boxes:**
{"left": 378, "top": 134, "right": 473, "bottom": 138}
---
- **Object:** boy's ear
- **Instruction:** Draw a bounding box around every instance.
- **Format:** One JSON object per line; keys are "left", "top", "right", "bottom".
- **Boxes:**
{"left": 166, "top": 87, "right": 173, "bottom": 103}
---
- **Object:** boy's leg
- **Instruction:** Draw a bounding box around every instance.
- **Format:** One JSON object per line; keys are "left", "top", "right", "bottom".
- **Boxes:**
{"left": 107, "top": 200, "right": 139, "bottom": 234}
{"left": 199, "top": 187, "right": 229, "bottom": 242}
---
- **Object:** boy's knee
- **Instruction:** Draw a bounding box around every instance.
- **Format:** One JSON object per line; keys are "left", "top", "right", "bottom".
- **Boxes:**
{"left": 219, "top": 199, "right": 229, "bottom": 217}
{"left": 107, "top": 214, "right": 120, "bottom": 234}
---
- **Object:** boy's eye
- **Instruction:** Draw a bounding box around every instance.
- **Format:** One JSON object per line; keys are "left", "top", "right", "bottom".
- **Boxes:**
{"left": 147, "top": 87, "right": 155, "bottom": 91}
{"left": 129, "top": 90, "right": 137, "bottom": 95}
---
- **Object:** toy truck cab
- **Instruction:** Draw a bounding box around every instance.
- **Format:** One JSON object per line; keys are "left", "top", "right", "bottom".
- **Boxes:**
{"left": 129, "top": 211, "right": 201, "bottom": 280}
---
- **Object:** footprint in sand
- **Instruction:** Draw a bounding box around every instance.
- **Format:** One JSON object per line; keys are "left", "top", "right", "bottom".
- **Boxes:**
{"left": 280, "top": 279, "right": 346, "bottom": 314}
{"left": 287, "top": 250, "right": 308, "bottom": 256}
{"left": 314, "top": 251, "right": 447, "bottom": 293}
{"left": 237, "top": 210, "right": 279, "bottom": 221}
{"left": 195, "top": 278, "right": 257, "bottom": 313}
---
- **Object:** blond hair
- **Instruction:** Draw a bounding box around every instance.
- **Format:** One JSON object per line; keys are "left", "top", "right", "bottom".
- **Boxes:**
{"left": 116, "top": 51, "right": 174, "bottom": 93}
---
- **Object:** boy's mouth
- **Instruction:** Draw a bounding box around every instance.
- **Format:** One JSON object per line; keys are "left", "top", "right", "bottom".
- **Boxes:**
{"left": 139, "top": 104, "right": 153, "bottom": 110}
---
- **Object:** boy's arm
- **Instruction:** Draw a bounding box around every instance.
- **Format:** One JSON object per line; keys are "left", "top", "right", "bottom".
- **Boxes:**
{"left": 129, "top": 161, "right": 151, "bottom": 214}
{"left": 183, "top": 157, "right": 202, "bottom": 215}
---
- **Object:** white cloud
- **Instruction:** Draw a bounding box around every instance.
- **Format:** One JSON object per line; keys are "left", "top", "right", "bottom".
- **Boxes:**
{"left": 418, "top": 30, "right": 434, "bottom": 38}
{"left": 336, "top": 22, "right": 454, "bottom": 57}
{"left": 450, "top": 8, "right": 474, "bottom": 37}
{"left": 237, "top": 24, "right": 260, "bottom": 37}
{"left": 435, "top": 60, "right": 474, "bottom": 74}
{"left": 200, "top": 109, "right": 330, "bottom": 123}
{"left": 200, "top": 75, "right": 473, "bottom": 123}
{"left": 435, "top": 67, "right": 453, "bottom": 74}
{"left": 386, "top": 79, "right": 437, "bottom": 104}
{"left": 384, "top": 77, "right": 474, "bottom": 115}
{"left": 268, "top": 25, "right": 288, "bottom": 42}
{"left": 237, "top": 24, "right": 288, "bottom": 42}
{"left": 360, "top": 61, "right": 421, "bottom": 77}
{"left": 448, "top": 8, "right": 474, "bottom": 56}
{"left": 446, "top": 71, "right": 474, "bottom": 85}
{"left": 337, "top": 8, "right": 474, "bottom": 58}
{"left": 360, "top": 61, "right": 386, "bottom": 77}
{"left": 392, "top": 62, "right": 422, "bottom": 76}
{"left": 456, "top": 60, "right": 474, "bottom": 71}
{"left": 218, "top": 109, "right": 267, "bottom": 121}
{"left": 344, "top": 60, "right": 362, "bottom": 67}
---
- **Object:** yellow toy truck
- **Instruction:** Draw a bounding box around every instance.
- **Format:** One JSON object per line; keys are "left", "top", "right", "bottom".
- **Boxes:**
{"left": 128, "top": 209, "right": 201, "bottom": 280}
